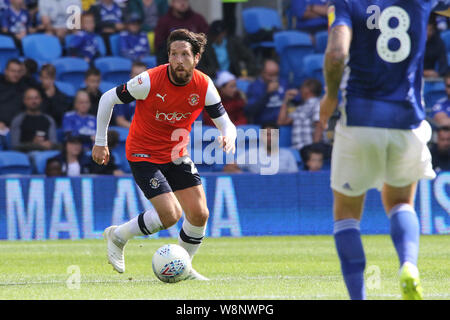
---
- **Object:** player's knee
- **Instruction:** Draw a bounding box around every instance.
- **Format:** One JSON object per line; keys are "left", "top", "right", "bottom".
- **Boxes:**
{"left": 188, "top": 207, "right": 209, "bottom": 226}
{"left": 159, "top": 204, "right": 182, "bottom": 228}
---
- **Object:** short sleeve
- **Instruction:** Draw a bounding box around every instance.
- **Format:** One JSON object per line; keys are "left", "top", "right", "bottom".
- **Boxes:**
{"left": 205, "top": 76, "right": 221, "bottom": 106}
{"left": 329, "top": 0, "right": 352, "bottom": 29}
{"left": 126, "top": 71, "right": 151, "bottom": 100}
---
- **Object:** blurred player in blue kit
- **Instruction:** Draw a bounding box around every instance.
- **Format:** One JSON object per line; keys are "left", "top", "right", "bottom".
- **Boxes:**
{"left": 320, "top": 0, "right": 450, "bottom": 300}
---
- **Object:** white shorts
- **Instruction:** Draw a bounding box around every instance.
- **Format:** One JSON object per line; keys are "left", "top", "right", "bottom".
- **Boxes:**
{"left": 331, "top": 120, "right": 436, "bottom": 196}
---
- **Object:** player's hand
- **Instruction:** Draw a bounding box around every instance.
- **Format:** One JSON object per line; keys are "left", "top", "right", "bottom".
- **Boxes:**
{"left": 217, "top": 135, "right": 236, "bottom": 154}
{"left": 319, "top": 93, "right": 338, "bottom": 130}
{"left": 92, "top": 145, "right": 110, "bottom": 165}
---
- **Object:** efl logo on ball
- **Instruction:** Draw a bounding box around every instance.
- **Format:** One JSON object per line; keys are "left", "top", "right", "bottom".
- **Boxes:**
{"left": 152, "top": 244, "right": 192, "bottom": 283}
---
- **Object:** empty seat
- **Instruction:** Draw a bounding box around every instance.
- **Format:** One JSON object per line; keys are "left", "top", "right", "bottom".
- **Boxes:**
{"left": 22, "top": 34, "right": 62, "bottom": 64}
{"left": 55, "top": 81, "right": 76, "bottom": 97}
{"left": 94, "top": 57, "right": 132, "bottom": 85}
{"left": 28, "top": 150, "right": 60, "bottom": 174}
{"left": 0, "top": 151, "right": 32, "bottom": 175}
{"left": 0, "top": 35, "right": 19, "bottom": 72}
{"left": 53, "top": 57, "right": 89, "bottom": 89}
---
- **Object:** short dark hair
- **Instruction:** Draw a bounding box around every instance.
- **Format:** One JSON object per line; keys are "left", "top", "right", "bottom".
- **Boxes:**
{"left": 85, "top": 67, "right": 101, "bottom": 79}
{"left": 167, "top": 28, "right": 207, "bottom": 57}
{"left": 40, "top": 64, "right": 56, "bottom": 78}
{"left": 6, "top": 58, "right": 22, "bottom": 69}
{"left": 302, "top": 78, "right": 323, "bottom": 97}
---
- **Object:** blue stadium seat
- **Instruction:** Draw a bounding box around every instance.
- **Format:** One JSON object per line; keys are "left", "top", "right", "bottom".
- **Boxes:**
{"left": 440, "top": 29, "right": 450, "bottom": 52}
{"left": 53, "top": 57, "right": 89, "bottom": 89}
{"left": 288, "top": 147, "right": 302, "bottom": 166}
{"left": 274, "top": 30, "right": 314, "bottom": 86}
{"left": 0, "top": 151, "right": 32, "bottom": 175}
{"left": 55, "top": 81, "right": 76, "bottom": 97}
{"left": 279, "top": 125, "right": 292, "bottom": 148}
{"left": 424, "top": 81, "right": 446, "bottom": 109}
{"left": 22, "top": 34, "right": 62, "bottom": 64}
{"left": 109, "top": 126, "right": 129, "bottom": 142}
{"left": 28, "top": 150, "right": 60, "bottom": 174}
{"left": 99, "top": 81, "right": 118, "bottom": 93}
{"left": 242, "top": 7, "right": 282, "bottom": 48}
{"left": 109, "top": 34, "right": 121, "bottom": 56}
{"left": 0, "top": 35, "right": 19, "bottom": 73}
{"left": 235, "top": 79, "right": 252, "bottom": 94}
{"left": 140, "top": 55, "right": 157, "bottom": 68}
{"left": 302, "top": 53, "right": 324, "bottom": 84}
{"left": 94, "top": 57, "right": 132, "bottom": 85}
{"left": 314, "top": 30, "right": 328, "bottom": 53}
{"left": 109, "top": 126, "right": 130, "bottom": 172}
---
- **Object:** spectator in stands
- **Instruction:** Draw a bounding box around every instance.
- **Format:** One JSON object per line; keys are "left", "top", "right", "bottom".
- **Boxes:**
{"left": 154, "top": 0, "right": 208, "bottom": 65}
{"left": 245, "top": 59, "right": 287, "bottom": 125}
{"left": 89, "top": 0, "right": 125, "bottom": 55}
{"left": 277, "top": 78, "right": 324, "bottom": 152}
{"left": 1, "top": 0, "right": 33, "bottom": 52}
{"left": 429, "top": 125, "right": 450, "bottom": 172}
{"left": 38, "top": 64, "right": 72, "bottom": 127}
{"left": 10, "top": 87, "right": 59, "bottom": 152}
{"left": 202, "top": 70, "right": 247, "bottom": 127}
{"left": 293, "top": 0, "right": 328, "bottom": 34}
{"left": 301, "top": 143, "right": 325, "bottom": 172}
{"left": 431, "top": 71, "right": 450, "bottom": 126}
{"left": 67, "top": 11, "right": 101, "bottom": 64}
{"left": 0, "top": 59, "right": 32, "bottom": 132}
{"left": 424, "top": 14, "right": 448, "bottom": 79}
{"left": 223, "top": 122, "right": 299, "bottom": 174}
{"left": 113, "top": 61, "right": 147, "bottom": 128}
{"left": 49, "top": 136, "right": 91, "bottom": 176}
{"left": 126, "top": 0, "right": 168, "bottom": 32}
{"left": 38, "top": 0, "right": 82, "bottom": 40}
{"left": 89, "top": 129, "right": 125, "bottom": 175}
{"left": 45, "top": 157, "right": 63, "bottom": 176}
{"left": 197, "top": 19, "right": 257, "bottom": 80}
{"left": 81, "top": 67, "right": 102, "bottom": 116}
{"left": 62, "top": 89, "right": 96, "bottom": 151}
{"left": 26, "top": 0, "right": 45, "bottom": 34}
{"left": 118, "top": 13, "right": 150, "bottom": 61}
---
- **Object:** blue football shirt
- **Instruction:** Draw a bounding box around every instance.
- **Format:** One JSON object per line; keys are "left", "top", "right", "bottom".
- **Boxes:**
{"left": 330, "top": 0, "right": 450, "bottom": 129}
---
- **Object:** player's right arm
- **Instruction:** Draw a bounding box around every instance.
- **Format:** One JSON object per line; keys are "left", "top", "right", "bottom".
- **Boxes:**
{"left": 319, "top": 1, "right": 352, "bottom": 129}
{"left": 92, "top": 72, "right": 150, "bottom": 165}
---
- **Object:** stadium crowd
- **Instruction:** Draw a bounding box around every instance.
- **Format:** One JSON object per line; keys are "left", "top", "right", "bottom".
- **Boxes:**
{"left": 0, "top": 0, "right": 449, "bottom": 176}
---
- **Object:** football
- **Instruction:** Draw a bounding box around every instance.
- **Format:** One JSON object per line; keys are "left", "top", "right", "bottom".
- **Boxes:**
{"left": 152, "top": 244, "right": 192, "bottom": 283}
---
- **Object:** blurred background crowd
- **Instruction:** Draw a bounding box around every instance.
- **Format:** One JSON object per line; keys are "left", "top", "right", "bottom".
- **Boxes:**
{"left": 0, "top": 0, "right": 448, "bottom": 177}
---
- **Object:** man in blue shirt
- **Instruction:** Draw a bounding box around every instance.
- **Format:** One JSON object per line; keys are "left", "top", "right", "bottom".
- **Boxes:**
{"left": 320, "top": 0, "right": 449, "bottom": 300}
{"left": 1, "top": 0, "right": 31, "bottom": 52}
{"left": 245, "top": 59, "right": 287, "bottom": 125}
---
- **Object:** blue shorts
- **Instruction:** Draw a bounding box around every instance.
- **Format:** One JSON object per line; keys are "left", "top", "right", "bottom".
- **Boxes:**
{"left": 129, "top": 156, "right": 202, "bottom": 200}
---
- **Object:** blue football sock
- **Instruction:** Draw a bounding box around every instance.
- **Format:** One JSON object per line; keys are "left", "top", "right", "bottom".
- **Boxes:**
{"left": 389, "top": 204, "right": 419, "bottom": 267}
{"left": 334, "top": 219, "right": 366, "bottom": 300}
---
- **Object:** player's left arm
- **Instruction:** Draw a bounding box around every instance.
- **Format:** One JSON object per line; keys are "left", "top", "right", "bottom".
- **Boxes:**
{"left": 204, "top": 77, "right": 237, "bottom": 154}
{"left": 320, "top": 24, "right": 352, "bottom": 129}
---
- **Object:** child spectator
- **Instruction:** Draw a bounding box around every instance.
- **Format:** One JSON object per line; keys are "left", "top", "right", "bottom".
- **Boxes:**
{"left": 1, "top": 0, "right": 32, "bottom": 52}
{"left": 49, "top": 136, "right": 91, "bottom": 176}
{"left": 67, "top": 11, "right": 101, "bottom": 63}
{"left": 81, "top": 67, "right": 102, "bottom": 116}
{"left": 302, "top": 144, "right": 324, "bottom": 172}
{"left": 39, "top": 64, "right": 72, "bottom": 127}
{"left": 118, "top": 13, "right": 150, "bottom": 61}
{"left": 62, "top": 89, "right": 96, "bottom": 151}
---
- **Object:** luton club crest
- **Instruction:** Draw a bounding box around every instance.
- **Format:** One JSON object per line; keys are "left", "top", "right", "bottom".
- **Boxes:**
{"left": 188, "top": 93, "right": 200, "bottom": 106}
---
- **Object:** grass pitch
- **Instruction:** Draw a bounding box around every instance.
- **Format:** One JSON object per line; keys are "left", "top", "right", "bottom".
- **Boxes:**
{"left": 0, "top": 235, "right": 448, "bottom": 300}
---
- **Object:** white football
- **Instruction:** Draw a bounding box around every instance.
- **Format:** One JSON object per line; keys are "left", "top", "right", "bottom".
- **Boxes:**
{"left": 152, "top": 244, "right": 192, "bottom": 283}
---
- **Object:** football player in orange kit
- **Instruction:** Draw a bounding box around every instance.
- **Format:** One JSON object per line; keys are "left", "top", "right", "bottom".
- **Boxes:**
{"left": 92, "top": 29, "right": 237, "bottom": 280}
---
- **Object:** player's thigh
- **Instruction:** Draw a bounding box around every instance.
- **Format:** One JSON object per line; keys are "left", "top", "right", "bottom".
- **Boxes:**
{"left": 174, "top": 185, "right": 209, "bottom": 227}
{"left": 128, "top": 161, "right": 182, "bottom": 226}
{"left": 331, "top": 124, "right": 387, "bottom": 196}
{"left": 385, "top": 121, "right": 436, "bottom": 188}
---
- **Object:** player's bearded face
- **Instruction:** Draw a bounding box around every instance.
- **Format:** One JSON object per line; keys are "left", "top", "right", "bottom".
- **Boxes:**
{"left": 168, "top": 41, "right": 199, "bottom": 85}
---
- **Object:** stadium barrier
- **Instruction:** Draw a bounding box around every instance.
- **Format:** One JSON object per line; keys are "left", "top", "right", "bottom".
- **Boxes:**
{"left": 0, "top": 171, "right": 448, "bottom": 240}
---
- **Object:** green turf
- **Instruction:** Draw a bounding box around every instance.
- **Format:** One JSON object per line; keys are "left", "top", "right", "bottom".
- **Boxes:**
{"left": 0, "top": 235, "right": 448, "bottom": 300}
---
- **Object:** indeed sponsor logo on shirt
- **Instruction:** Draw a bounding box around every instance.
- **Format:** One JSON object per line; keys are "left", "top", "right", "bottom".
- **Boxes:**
{"left": 155, "top": 110, "right": 192, "bottom": 122}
